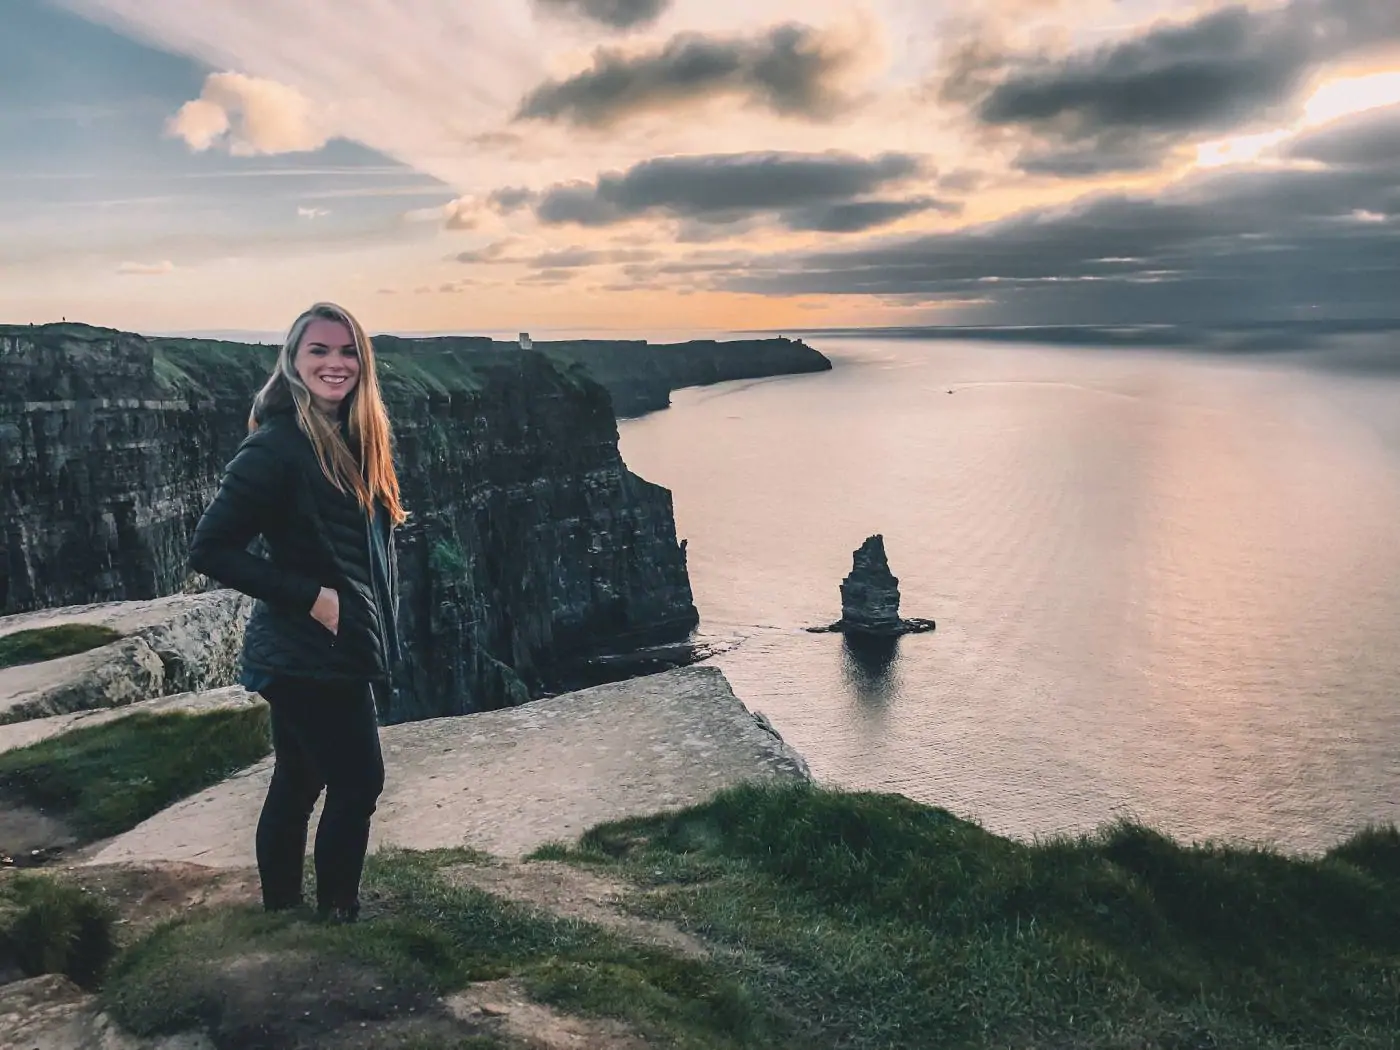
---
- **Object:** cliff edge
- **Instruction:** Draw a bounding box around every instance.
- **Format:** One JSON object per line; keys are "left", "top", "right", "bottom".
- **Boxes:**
{"left": 0, "top": 323, "right": 708, "bottom": 718}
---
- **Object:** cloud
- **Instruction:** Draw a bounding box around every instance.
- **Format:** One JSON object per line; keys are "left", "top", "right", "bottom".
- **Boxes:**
{"left": 444, "top": 198, "right": 482, "bottom": 229}
{"left": 116, "top": 259, "right": 175, "bottom": 275}
{"left": 533, "top": 0, "right": 670, "bottom": 31}
{"left": 296, "top": 206, "right": 330, "bottom": 219}
{"left": 455, "top": 239, "right": 519, "bottom": 263}
{"left": 706, "top": 105, "right": 1400, "bottom": 324}
{"left": 953, "top": 0, "right": 1400, "bottom": 175}
{"left": 1286, "top": 102, "right": 1400, "bottom": 165}
{"left": 780, "top": 196, "right": 960, "bottom": 233}
{"left": 518, "top": 268, "right": 576, "bottom": 285}
{"left": 167, "top": 72, "right": 330, "bottom": 155}
{"left": 532, "top": 150, "right": 927, "bottom": 227}
{"left": 515, "top": 22, "right": 864, "bottom": 128}
{"left": 527, "top": 246, "right": 660, "bottom": 267}
{"left": 488, "top": 186, "right": 536, "bottom": 213}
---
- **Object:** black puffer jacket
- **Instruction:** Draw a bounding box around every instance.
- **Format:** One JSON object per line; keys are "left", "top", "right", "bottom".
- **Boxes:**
{"left": 188, "top": 408, "right": 400, "bottom": 684}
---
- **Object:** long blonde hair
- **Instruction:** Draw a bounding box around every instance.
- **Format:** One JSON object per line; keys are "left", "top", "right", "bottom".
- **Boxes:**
{"left": 249, "top": 302, "right": 406, "bottom": 526}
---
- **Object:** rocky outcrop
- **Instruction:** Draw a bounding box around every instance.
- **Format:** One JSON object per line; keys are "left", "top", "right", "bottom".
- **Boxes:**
{"left": 808, "top": 534, "right": 936, "bottom": 636}
{"left": 0, "top": 592, "right": 252, "bottom": 724}
{"left": 0, "top": 973, "right": 214, "bottom": 1050}
{"left": 0, "top": 323, "right": 703, "bottom": 719}
{"left": 83, "top": 665, "right": 810, "bottom": 867}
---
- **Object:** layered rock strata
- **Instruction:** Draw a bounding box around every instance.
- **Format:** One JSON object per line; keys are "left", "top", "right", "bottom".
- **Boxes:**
{"left": 0, "top": 323, "right": 707, "bottom": 718}
{"left": 809, "top": 534, "right": 936, "bottom": 636}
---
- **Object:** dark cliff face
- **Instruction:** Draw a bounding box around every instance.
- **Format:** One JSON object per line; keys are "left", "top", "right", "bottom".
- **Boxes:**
{"left": 532, "top": 336, "right": 833, "bottom": 417}
{"left": 0, "top": 323, "right": 698, "bottom": 719}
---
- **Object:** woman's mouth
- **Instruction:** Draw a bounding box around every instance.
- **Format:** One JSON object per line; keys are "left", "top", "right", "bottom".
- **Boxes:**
{"left": 319, "top": 375, "right": 350, "bottom": 387}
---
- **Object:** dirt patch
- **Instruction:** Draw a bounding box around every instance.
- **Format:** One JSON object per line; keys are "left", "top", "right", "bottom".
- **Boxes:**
{"left": 0, "top": 800, "right": 77, "bottom": 866}
{"left": 443, "top": 859, "right": 711, "bottom": 960}
{"left": 55, "top": 861, "right": 262, "bottom": 945}
{"left": 175, "top": 949, "right": 469, "bottom": 1050}
{"left": 447, "top": 978, "right": 652, "bottom": 1049}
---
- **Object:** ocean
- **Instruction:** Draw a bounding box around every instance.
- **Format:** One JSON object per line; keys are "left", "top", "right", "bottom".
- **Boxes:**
{"left": 616, "top": 336, "right": 1400, "bottom": 854}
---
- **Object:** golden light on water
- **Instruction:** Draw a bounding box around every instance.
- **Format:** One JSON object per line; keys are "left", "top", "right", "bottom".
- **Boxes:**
{"left": 1194, "top": 69, "right": 1400, "bottom": 169}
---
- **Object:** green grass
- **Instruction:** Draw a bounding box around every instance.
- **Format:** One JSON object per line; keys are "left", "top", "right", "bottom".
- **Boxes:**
{"left": 100, "top": 848, "right": 783, "bottom": 1048}
{"left": 0, "top": 872, "right": 116, "bottom": 988}
{"left": 0, "top": 707, "right": 271, "bottom": 841}
{"left": 0, "top": 623, "right": 122, "bottom": 670}
{"left": 430, "top": 538, "right": 471, "bottom": 579}
{"left": 536, "top": 782, "right": 1400, "bottom": 1049}
{"left": 16, "top": 781, "right": 1398, "bottom": 1047}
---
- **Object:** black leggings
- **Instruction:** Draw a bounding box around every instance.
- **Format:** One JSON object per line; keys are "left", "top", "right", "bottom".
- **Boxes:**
{"left": 255, "top": 676, "right": 385, "bottom": 913}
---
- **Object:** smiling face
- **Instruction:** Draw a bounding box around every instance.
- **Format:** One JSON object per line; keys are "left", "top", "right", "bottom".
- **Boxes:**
{"left": 294, "top": 316, "right": 360, "bottom": 415}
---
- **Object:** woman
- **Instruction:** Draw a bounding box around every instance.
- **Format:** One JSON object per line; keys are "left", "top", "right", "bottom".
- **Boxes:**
{"left": 188, "top": 302, "right": 406, "bottom": 923}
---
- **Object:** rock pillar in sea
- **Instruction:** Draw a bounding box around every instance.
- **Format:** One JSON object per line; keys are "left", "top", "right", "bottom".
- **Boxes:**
{"left": 840, "top": 535, "right": 903, "bottom": 632}
{"left": 810, "top": 534, "right": 935, "bottom": 636}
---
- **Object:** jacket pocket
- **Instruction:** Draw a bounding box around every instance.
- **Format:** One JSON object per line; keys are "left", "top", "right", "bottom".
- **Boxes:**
{"left": 310, "top": 588, "right": 342, "bottom": 645}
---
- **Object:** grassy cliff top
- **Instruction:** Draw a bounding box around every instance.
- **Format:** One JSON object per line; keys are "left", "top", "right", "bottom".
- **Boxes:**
{"left": 6, "top": 722, "right": 1396, "bottom": 1048}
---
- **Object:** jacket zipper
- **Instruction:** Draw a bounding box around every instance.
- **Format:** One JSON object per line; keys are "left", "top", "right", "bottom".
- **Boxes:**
{"left": 366, "top": 506, "right": 393, "bottom": 673}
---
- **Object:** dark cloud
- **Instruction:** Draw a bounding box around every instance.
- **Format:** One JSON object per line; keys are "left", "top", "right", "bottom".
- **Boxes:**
{"left": 956, "top": 0, "right": 1400, "bottom": 175}
{"left": 515, "top": 23, "right": 860, "bottom": 127}
{"left": 533, "top": 0, "right": 669, "bottom": 30}
{"left": 487, "top": 186, "right": 536, "bottom": 213}
{"left": 532, "top": 150, "right": 927, "bottom": 227}
{"left": 706, "top": 106, "right": 1400, "bottom": 325}
{"left": 1286, "top": 103, "right": 1400, "bottom": 166}
{"left": 780, "top": 196, "right": 960, "bottom": 233}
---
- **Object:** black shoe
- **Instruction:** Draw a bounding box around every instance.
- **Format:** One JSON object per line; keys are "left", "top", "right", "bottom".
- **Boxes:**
{"left": 316, "top": 902, "right": 361, "bottom": 924}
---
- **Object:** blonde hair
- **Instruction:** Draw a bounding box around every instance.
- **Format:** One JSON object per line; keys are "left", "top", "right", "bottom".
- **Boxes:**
{"left": 249, "top": 302, "right": 406, "bottom": 526}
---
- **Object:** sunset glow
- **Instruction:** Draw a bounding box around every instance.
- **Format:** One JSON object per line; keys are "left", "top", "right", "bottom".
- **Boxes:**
{"left": 4, "top": 0, "right": 1398, "bottom": 333}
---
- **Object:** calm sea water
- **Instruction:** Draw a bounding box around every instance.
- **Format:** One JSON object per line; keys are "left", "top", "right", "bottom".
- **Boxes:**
{"left": 616, "top": 337, "right": 1400, "bottom": 854}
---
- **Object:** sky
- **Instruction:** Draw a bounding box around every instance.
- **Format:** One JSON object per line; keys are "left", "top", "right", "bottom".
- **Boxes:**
{"left": 2, "top": 0, "right": 1398, "bottom": 335}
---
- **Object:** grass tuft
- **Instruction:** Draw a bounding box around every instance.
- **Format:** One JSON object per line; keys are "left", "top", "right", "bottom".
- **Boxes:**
{"left": 0, "top": 872, "right": 115, "bottom": 987}
{"left": 0, "top": 707, "right": 271, "bottom": 841}
{"left": 0, "top": 623, "right": 123, "bottom": 670}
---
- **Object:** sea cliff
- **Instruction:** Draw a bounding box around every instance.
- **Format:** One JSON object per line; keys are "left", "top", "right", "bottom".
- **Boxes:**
{"left": 0, "top": 322, "right": 825, "bottom": 720}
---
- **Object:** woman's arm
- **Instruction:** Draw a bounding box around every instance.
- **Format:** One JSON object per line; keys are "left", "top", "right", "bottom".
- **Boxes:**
{"left": 188, "top": 431, "right": 322, "bottom": 614}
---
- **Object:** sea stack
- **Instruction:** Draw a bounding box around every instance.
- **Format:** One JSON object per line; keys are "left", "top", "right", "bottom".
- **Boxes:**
{"left": 809, "top": 534, "right": 936, "bottom": 636}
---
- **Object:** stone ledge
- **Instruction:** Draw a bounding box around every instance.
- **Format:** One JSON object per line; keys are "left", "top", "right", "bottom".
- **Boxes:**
{"left": 0, "top": 685, "right": 260, "bottom": 757}
{"left": 0, "top": 591, "right": 251, "bottom": 724}
{"left": 81, "top": 665, "right": 810, "bottom": 866}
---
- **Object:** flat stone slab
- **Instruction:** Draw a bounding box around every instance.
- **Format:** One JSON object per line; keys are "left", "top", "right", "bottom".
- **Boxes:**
{"left": 81, "top": 665, "right": 809, "bottom": 866}
{"left": 0, "top": 685, "right": 261, "bottom": 756}
{"left": 0, "top": 590, "right": 250, "bottom": 723}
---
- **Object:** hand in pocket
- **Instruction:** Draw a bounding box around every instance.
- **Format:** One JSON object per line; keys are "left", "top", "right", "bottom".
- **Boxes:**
{"left": 310, "top": 586, "right": 340, "bottom": 635}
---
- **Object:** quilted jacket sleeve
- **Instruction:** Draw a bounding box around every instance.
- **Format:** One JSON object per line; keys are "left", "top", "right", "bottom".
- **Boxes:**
{"left": 188, "top": 430, "right": 323, "bottom": 614}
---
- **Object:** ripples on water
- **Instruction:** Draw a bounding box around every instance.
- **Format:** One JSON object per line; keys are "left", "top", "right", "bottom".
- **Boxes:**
{"left": 617, "top": 338, "right": 1400, "bottom": 854}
